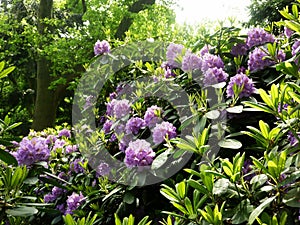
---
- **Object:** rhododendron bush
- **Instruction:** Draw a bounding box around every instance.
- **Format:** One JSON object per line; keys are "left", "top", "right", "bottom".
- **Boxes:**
{"left": 0, "top": 1, "right": 300, "bottom": 225}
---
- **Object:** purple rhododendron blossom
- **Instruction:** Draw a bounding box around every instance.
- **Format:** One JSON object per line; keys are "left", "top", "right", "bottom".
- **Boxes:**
{"left": 96, "top": 162, "right": 110, "bottom": 176}
{"left": 287, "top": 131, "right": 299, "bottom": 147}
{"left": 226, "top": 73, "right": 256, "bottom": 98}
{"left": 292, "top": 40, "right": 300, "bottom": 57}
{"left": 231, "top": 43, "right": 249, "bottom": 56}
{"left": 201, "top": 53, "right": 224, "bottom": 73}
{"left": 199, "top": 44, "right": 211, "bottom": 57}
{"left": 84, "top": 95, "right": 94, "bottom": 109}
{"left": 45, "top": 135, "right": 57, "bottom": 145}
{"left": 144, "top": 105, "right": 163, "bottom": 127}
{"left": 181, "top": 51, "right": 202, "bottom": 72}
{"left": 44, "top": 193, "right": 56, "bottom": 203}
{"left": 13, "top": 136, "right": 50, "bottom": 166}
{"left": 53, "top": 139, "right": 66, "bottom": 151}
{"left": 125, "top": 117, "right": 146, "bottom": 135}
{"left": 152, "top": 121, "right": 177, "bottom": 144}
{"left": 246, "top": 28, "right": 275, "bottom": 48}
{"left": 102, "top": 120, "right": 113, "bottom": 134}
{"left": 284, "top": 27, "right": 293, "bottom": 38}
{"left": 124, "top": 139, "right": 155, "bottom": 167}
{"left": 70, "top": 159, "right": 85, "bottom": 173}
{"left": 94, "top": 40, "right": 110, "bottom": 56}
{"left": 203, "top": 67, "right": 229, "bottom": 87}
{"left": 65, "top": 192, "right": 85, "bottom": 215}
{"left": 248, "top": 47, "right": 274, "bottom": 71}
{"left": 119, "top": 134, "right": 132, "bottom": 152}
{"left": 164, "top": 67, "right": 176, "bottom": 78}
{"left": 58, "top": 129, "right": 71, "bottom": 138}
{"left": 166, "top": 43, "right": 185, "bottom": 68}
{"left": 65, "top": 145, "right": 78, "bottom": 154}
{"left": 112, "top": 99, "right": 131, "bottom": 119}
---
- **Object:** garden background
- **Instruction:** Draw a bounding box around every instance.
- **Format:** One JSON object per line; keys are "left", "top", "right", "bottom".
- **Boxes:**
{"left": 0, "top": 0, "right": 299, "bottom": 224}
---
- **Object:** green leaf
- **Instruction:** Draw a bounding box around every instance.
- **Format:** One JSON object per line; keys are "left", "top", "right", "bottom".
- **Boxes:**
{"left": 123, "top": 192, "right": 135, "bottom": 204}
{"left": 205, "top": 110, "right": 220, "bottom": 119}
{"left": 248, "top": 196, "right": 277, "bottom": 224}
{"left": 114, "top": 213, "right": 122, "bottom": 225}
{"left": 226, "top": 105, "right": 243, "bottom": 113}
{"left": 6, "top": 207, "right": 38, "bottom": 217}
{"left": 218, "top": 139, "right": 242, "bottom": 149}
{"left": 282, "top": 187, "right": 300, "bottom": 207}
{"left": 259, "top": 120, "right": 270, "bottom": 139}
{"left": 258, "top": 89, "right": 274, "bottom": 110}
{"left": 243, "top": 101, "right": 274, "bottom": 114}
{"left": 0, "top": 66, "right": 15, "bottom": 79}
{"left": 213, "top": 178, "right": 230, "bottom": 195}
{"left": 187, "top": 179, "right": 208, "bottom": 195}
{"left": 151, "top": 150, "right": 169, "bottom": 170}
{"left": 176, "top": 181, "right": 186, "bottom": 199}
{"left": 0, "top": 149, "right": 18, "bottom": 166}
{"left": 250, "top": 174, "right": 268, "bottom": 189}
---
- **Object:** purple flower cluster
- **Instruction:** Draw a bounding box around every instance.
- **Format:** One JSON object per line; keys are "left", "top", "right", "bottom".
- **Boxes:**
{"left": 181, "top": 51, "right": 202, "bottom": 72}
{"left": 231, "top": 43, "right": 249, "bottom": 56}
{"left": 287, "top": 131, "right": 299, "bottom": 147}
{"left": 106, "top": 99, "right": 131, "bottom": 119}
{"left": 201, "top": 53, "right": 224, "bottom": 73}
{"left": 166, "top": 43, "right": 185, "bottom": 68}
{"left": 65, "top": 192, "right": 85, "bottom": 215}
{"left": 13, "top": 137, "right": 50, "bottom": 166}
{"left": 65, "top": 145, "right": 78, "bottom": 154}
{"left": 70, "top": 159, "right": 85, "bottom": 173}
{"left": 96, "top": 162, "right": 110, "bottom": 176}
{"left": 58, "top": 129, "right": 71, "bottom": 138}
{"left": 125, "top": 117, "right": 146, "bottom": 135}
{"left": 124, "top": 139, "right": 155, "bottom": 167}
{"left": 152, "top": 121, "right": 177, "bottom": 145}
{"left": 248, "top": 47, "right": 274, "bottom": 71}
{"left": 292, "top": 40, "right": 300, "bottom": 65}
{"left": 94, "top": 40, "right": 110, "bottom": 56}
{"left": 199, "top": 45, "right": 211, "bottom": 57}
{"left": 102, "top": 120, "right": 113, "bottom": 134}
{"left": 284, "top": 27, "right": 293, "bottom": 38}
{"left": 203, "top": 67, "right": 229, "bottom": 87}
{"left": 144, "top": 105, "right": 163, "bottom": 127}
{"left": 246, "top": 28, "right": 275, "bottom": 48}
{"left": 226, "top": 73, "right": 256, "bottom": 98}
{"left": 44, "top": 186, "right": 66, "bottom": 203}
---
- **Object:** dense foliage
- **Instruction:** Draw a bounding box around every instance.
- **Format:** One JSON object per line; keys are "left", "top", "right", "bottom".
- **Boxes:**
{"left": 0, "top": 0, "right": 299, "bottom": 225}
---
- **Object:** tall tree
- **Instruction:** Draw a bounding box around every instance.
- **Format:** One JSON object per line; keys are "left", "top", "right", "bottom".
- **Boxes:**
{"left": 32, "top": 0, "right": 54, "bottom": 130}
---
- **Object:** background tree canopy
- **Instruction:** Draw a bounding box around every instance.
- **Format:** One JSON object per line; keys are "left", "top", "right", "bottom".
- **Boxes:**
{"left": 246, "top": 0, "right": 294, "bottom": 27}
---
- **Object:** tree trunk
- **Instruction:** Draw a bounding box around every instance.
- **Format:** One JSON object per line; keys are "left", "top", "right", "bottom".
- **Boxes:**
{"left": 32, "top": 0, "right": 55, "bottom": 131}
{"left": 114, "top": 0, "right": 155, "bottom": 40}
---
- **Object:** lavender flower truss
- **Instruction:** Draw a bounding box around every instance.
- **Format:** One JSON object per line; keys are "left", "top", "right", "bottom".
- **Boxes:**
{"left": 152, "top": 121, "right": 177, "bottom": 145}
{"left": 107, "top": 99, "right": 131, "bottom": 119}
{"left": 65, "top": 192, "right": 85, "bottom": 215}
{"left": 94, "top": 40, "right": 110, "bottom": 56}
{"left": 248, "top": 47, "right": 285, "bottom": 72}
{"left": 58, "top": 128, "right": 71, "bottom": 138}
{"left": 166, "top": 43, "right": 185, "bottom": 68}
{"left": 203, "top": 67, "right": 229, "bottom": 87}
{"left": 201, "top": 53, "right": 224, "bottom": 73}
{"left": 226, "top": 73, "right": 256, "bottom": 98}
{"left": 125, "top": 117, "right": 146, "bottom": 135}
{"left": 124, "top": 139, "right": 155, "bottom": 167}
{"left": 246, "top": 28, "right": 275, "bottom": 48}
{"left": 248, "top": 47, "right": 274, "bottom": 71}
{"left": 231, "top": 43, "right": 249, "bottom": 56}
{"left": 13, "top": 136, "right": 50, "bottom": 166}
{"left": 144, "top": 105, "right": 163, "bottom": 128}
{"left": 181, "top": 51, "right": 202, "bottom": 73}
